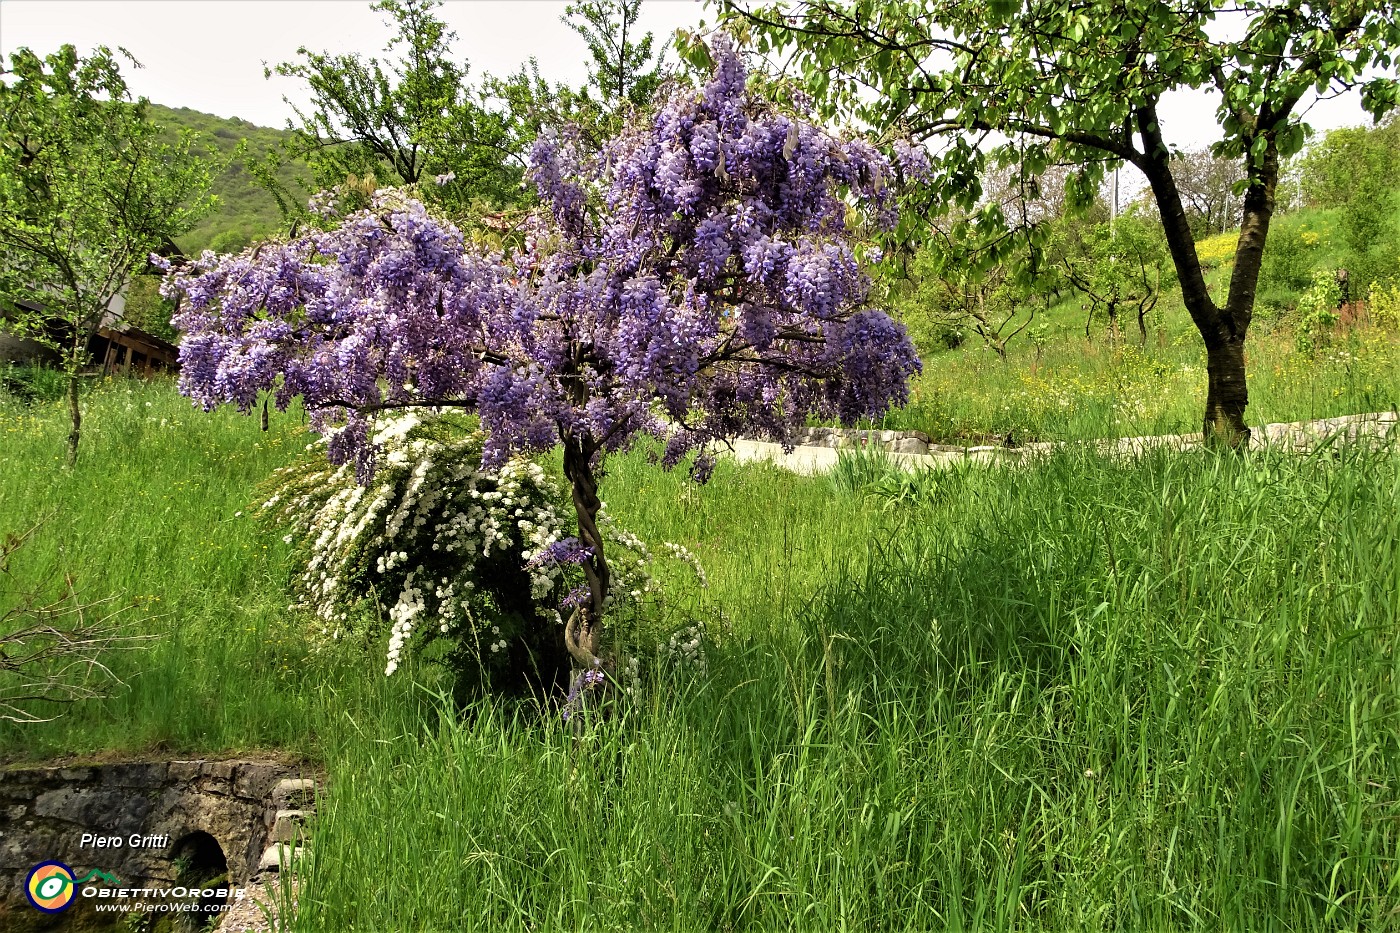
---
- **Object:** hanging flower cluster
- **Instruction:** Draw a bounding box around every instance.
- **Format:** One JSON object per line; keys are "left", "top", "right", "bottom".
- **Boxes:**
{"left": 162, "top": 37, "right": 919, "bottom": 482}
{"left": 164, "top": 35, "right": 921, "bottom": 682}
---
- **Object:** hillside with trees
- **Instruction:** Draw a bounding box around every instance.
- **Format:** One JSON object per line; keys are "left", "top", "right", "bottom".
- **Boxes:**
{"left": 145, "top": 103, "right": 312, "bottom": 255}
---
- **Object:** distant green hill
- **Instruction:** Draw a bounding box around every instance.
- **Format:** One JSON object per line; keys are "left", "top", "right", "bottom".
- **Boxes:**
{"left": 146, "top": 104, "right": 313, "bottom": 255}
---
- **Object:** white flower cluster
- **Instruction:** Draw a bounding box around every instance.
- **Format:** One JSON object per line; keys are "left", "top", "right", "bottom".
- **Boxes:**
{"left": 617, "top": 655, "right": 642, "bottom": 700}
{"left": 263, "top": 412, "right": 712, "bottom": 685}
{"left": 593, "top": 510, "right": 708, "bottom": 608}
{"left": 662, "top": 622, "right": 708, "bottom": 677}
{"left": 596, "top": 509, "right": 664, "bottom": 611}
{"left": 261, "top": 414, "right": 574, "bottom": 676}
{"left": 577, "top": 509, "right": 713, "bottom": 690}
{"left": 661, "top": 541, "right": 708, "bottom": 589}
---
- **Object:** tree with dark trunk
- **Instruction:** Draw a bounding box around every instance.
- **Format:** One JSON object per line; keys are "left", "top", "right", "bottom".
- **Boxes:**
{"left": 564, "top": 0, "right": 666, "bottom": 132}
{"left": 269, "top": 0, "right": 521, "bottom": 217}
{"left": 1052, "top": 213, "right": 1170, "bottom": 345}
{"left": 724, "top": 0, "right": 1400, "bottom": 447}
{"left": 163, "top": 39, "right": 921, "bottom": 694}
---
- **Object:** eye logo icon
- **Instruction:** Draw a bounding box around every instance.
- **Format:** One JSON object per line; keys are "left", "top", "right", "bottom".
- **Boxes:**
{"left": 26, "top": 861, "right": 77, "bottom": 913}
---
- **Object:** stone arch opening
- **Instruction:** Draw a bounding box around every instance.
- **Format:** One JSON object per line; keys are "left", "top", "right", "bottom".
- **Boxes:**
{"left": 171, "top": 830, "right": 229, "bottom": 927}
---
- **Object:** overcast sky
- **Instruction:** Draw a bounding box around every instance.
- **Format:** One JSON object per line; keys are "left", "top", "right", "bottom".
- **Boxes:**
{"left": 0, "top": 0, "right": 1382, "bottom": 152}
{"left": 0, "top": 0, "right": 709, "bottom": 127}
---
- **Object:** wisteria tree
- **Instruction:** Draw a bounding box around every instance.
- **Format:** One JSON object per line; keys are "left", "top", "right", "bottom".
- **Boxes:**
{"left": 163, "top": 37, "right": 920, "bottom": 682}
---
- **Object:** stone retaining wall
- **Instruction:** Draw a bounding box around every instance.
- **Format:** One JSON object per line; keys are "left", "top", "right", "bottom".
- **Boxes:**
{"left": 787, "top": 427, "right": 934, "bottom": 455}
{"left": 0, "top": 759, "right": 318, "bottom": 931}
{"left": 730, "top": 412, "right": 1399, "bottom": 475}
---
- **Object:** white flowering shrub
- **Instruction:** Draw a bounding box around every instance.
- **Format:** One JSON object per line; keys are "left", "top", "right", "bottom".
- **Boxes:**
{"left": 259, "top": 412, "right": 712, "bottom": 702}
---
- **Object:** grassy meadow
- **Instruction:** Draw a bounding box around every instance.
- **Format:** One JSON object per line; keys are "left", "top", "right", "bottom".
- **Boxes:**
{"left": 3, "top": 15, "right": 1399, "bottom": 929}
{"left": 0, "top": 382, "right": 361, "bottom": 759}
{"left": 294, "top": 440, "right": 1400, "bottom": 932}
{"left": 881, "top": 325, "right": 1400, "bottom": 445}
{"left": 2, "top": 370, "right": 1399, "bottom": 931}
{"left": 873, "top": 199, "right": 1400, "bottom": 446}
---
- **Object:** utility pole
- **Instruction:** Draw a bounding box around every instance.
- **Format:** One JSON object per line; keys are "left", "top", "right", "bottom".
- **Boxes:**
{"left": 1111, "top": 166, "right": 1120, "bottom": 225}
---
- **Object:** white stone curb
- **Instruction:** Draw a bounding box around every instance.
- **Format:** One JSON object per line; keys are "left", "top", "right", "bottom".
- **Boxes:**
{"left": 716, "top": 412, "right": 1399, "bottom": 475}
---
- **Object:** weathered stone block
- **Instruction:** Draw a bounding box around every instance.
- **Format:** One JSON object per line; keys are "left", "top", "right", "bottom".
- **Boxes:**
{"left": 234, "top": 763, "right": 285, "bottom": 800}
{"left": 0, "top": 785, "right": 40, "bottom": 803}
{"left": 34, "top": 787, "right": 153, "bottom": 830}
{"left": 271, "top": 779, "right": 317, "bottom": 811}
{"left": 270, "top": 810, "right": 309, "bottom": 844}
{"left": 257, "top": 842, "right": 306, "bottom": 872}
{"left": 889, "top": 436, "right": 929, "bottom": 454}
{"left": 146, "top": 786, "right": 188, "bottom": 823}
{"left": 198, "top": 761, "right": 236, "bottom": 794}
{"left": 101, "top": 762, "right": 169, "bottom": 787}
{"left": 1, "top": 757, "right": 306, "bottom": 921}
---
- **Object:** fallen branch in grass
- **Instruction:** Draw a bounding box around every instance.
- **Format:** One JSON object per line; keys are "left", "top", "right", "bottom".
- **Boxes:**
{"left": 0, "top": 519, "right": 155, "bottom": 723}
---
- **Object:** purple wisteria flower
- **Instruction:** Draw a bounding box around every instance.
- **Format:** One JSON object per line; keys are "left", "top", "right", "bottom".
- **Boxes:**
{"left": 561, "top": 666, "right": 608, "bottom": 722}
{"left": 164, "top": 34, "right": 922, "bottom": 675}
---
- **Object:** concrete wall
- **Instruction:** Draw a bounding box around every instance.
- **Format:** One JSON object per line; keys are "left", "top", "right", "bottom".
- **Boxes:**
{"left": 0, "top": 332, "right": 59, "bottom": 367}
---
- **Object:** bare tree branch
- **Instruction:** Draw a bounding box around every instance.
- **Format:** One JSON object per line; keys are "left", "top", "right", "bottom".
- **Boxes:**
{"left": 0, "top": 519, "right": 155, "bottom": 724}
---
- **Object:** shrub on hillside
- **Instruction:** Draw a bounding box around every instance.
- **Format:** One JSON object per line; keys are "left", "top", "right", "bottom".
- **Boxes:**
{"left": 1335, "top": 237, "right": 1399, "bottom": 304}
{"left": 1293, "top": 270, "right": 1341, "bottom": 357}
{"left": 1257, "top": 216, "right": 1322, "bottom": 313}
{"left": 1194, "top": 230, "right": 1237, "bottom": 269}
{"left": 1370, "top": 279, "right": 1400, "bottom": 331}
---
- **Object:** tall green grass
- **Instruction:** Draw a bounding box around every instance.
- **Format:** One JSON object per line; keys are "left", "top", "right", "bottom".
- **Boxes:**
{"left": 3, "top": 380, "right": 1398, "bottom": 930}
{"left": 881, "top": 327, "right": 1400, "bottom": 445}
{"left": 0, "top": 378, "right": 433, "bottom": 759}
{"left": 297, "top": 444, "right": 1400, "bottom": 932}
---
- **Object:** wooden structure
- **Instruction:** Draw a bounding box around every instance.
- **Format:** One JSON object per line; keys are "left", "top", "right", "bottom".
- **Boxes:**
{"left": 1, "top": 297, "right": 179, "bottom": 376}
{"left": 1338, "top": 300, "right": 1370, "bottom": 328}
{"left": 92, "top": 323, "right": 179, "bottom": 376}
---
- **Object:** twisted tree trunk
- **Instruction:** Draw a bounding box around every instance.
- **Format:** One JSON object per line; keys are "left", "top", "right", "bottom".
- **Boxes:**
{"left": 562, "top": 432, "right": 609, "bottom": 669}
{"left": 559, "top": 431, "right": 613, "bottom": 722}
